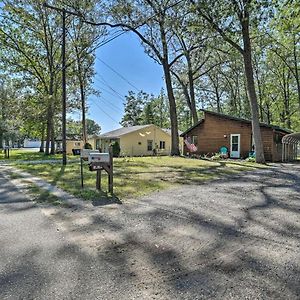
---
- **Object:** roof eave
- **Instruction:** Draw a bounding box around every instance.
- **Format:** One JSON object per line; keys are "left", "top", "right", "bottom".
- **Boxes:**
{"left": 180, "top": 119, "right": 204, "bottom": 137}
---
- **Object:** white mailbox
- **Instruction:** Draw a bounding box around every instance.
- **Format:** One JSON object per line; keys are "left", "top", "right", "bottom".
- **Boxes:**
{"left": 81, "top": 149, "right": 99, "bottom": 160}
{"left": 88, "top": 153, "right": 110, "bottom": 164}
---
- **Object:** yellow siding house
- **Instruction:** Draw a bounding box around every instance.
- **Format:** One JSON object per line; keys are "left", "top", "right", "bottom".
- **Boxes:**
{"left": 92, "top": 124, "right": 182, "bottom": 156}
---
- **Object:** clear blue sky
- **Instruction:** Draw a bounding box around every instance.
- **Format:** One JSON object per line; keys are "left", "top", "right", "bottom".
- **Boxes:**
{"left": 86, "top": 32, "right": 164, "bottom": 133}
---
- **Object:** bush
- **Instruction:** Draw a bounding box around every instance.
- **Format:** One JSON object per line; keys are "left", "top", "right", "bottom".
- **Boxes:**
{"left": 110, "top": 141, "right": 121, "bottom": 157}
{"left": 211, "top": 152, "right": 222, "bottom": 161}
{"left": 246, "top": 156, "right": 256, "bottom": 162}
{"left": 84, "top": 142, "right": 92, "bottom": 149}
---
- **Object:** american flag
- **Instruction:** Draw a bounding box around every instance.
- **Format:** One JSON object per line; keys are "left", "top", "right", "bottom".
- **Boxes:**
{"left": 184, "top": 139, "right": 198, "bottom": 152}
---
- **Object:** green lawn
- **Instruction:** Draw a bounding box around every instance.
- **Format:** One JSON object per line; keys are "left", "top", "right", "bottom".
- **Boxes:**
{"left": 0, "top": 149, "right": 76, "bottom": 161}
{"left": 15, "top": 156, "right": 265, "bottom": 201}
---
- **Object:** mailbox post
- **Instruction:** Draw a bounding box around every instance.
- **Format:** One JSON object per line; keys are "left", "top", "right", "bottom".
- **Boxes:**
{"left": 80, "top": 149, "right": 99, "bottom": 188}
{"left": 87, "top": 146, "right": 113, "bottom": 194}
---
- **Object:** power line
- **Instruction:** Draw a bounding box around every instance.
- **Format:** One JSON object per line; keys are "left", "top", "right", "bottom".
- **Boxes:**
{"left": 97, "top": 30, "right": 129, "bottom": 48}
{"left": 99, "top": 95, "right": 124, "bottom": 113}
{"left": 90, "top": 93, "right": 123, "bottom": 114}
{"left": 93, "top": 75, "right": 125, "bottom": 102}
{"left": 97, "top": 74, "right": 124, "bottom": 98}
{"left": 96, "top": 57, "right": 140, "bottom": 92}
{"left": 90, "top": 98, "right": 120, "bottom": 125}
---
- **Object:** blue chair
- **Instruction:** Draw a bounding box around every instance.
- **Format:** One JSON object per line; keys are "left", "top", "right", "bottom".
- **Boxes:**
{"left": 219, "top": 146, "right": 228, "bottom": 158}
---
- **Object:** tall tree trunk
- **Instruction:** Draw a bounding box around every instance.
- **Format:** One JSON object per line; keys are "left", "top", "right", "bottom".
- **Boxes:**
{"left": 215, "top": 87, "right": 221, "bottom": 113}
{"left": 45, "top": 77, "right": 54, "bottom": 155}
{"left": 254, "top": 63, "right": 264, "bottom": 122}
{"left": 79, "top": 80, "right": 87, "bottom": 144}
{"left": 187, "top": 54, "right": 198, "bottom": 124}
{"left": 266, "top": 102, "right": 271, "bottom": 124}
{"left": 282, "top": 70, "right": 291, "bottom": 129}
{"left": 50, "top": 121, "right": 55, "bottom": 154}
{"left": 171, "top": 71, "right": 195, "bottom": 124}
{"left": 0, "top": 97, "right": 5, "bottom": 148}
{"left": 236, "top": 75, "right": 242, "bottom": 117}
{"left": 160, "top": 23, "right": 180, "bottom": 155}
{"left": 163, "top": 61, "right": 180, "bottom": 155}
{"left": 45, "top": 103, "right": 52, "bottom": 155}
{"left": 39, "top": 122, "right": 45, "bottom": 152}
{"left": 76, "top": 49, "right": 87, "bottom": 145}
{"left": 293, "top": 35, "right": 300, "bottom": 111}
{"left": 159, "top": 93, "right": 163, "bottom": 128}
{"left": 241, "top": 16, "right": 265, "bottom": 163}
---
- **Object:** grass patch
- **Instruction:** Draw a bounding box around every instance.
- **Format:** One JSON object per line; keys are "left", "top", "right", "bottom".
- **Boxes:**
{"left": 15, "top": 156, "right": 266, "bottom": 201}
{"left": 5, "top": 170, "right": 70, "bottom": 207}
{"left": 0, "top": 148, "right": 76, "bottom": 162}
{"left": 26, "top": 185, "right": 70, "bottom": 207}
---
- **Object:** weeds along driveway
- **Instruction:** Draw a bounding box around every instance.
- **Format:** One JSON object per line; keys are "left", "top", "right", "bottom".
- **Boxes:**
{"left": 1, "top": 163, "right": 300, "bottom": 299}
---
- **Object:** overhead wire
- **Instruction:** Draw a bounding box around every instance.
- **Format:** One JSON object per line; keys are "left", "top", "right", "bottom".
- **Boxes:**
{"left": 45, "top": 0, "right": 185, "bottom": 127}
{"left": 96, "top": 57, "right": 140, "bottom": 92}
{"left": 92, "top": 75, "right": 125, "bottom": 102}
{"left": 99, "top": 95, "right": 124, "bottom": 113}
{"left": 90, "top": 97, "right": 120, "bottom": 125}
{"left": 96, "top": 74, "right": 124, "bottom": 98}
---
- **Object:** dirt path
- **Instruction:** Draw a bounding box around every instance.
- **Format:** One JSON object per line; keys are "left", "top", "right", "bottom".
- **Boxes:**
{"left": 1, "top": 163, "right": 299, "bottom": 299}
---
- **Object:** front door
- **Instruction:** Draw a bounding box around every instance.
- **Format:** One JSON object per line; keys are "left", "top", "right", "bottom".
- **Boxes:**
{"left": 230, "top": 134, "right": 240, "bottom": 158}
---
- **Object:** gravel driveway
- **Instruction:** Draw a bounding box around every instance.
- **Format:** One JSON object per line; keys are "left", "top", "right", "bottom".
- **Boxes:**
{"left": 1, "top": 163, "right": 299, "bottom": 299}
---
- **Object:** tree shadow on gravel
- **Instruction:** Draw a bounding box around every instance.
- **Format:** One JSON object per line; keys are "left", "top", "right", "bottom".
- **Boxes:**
{"left": 2, "top": 164, "right": 300, "bottom": 299}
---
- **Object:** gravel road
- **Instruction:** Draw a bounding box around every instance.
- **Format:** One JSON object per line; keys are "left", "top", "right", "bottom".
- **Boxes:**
{"left": 0, "top": 163, "right": 299, "bottom": 299}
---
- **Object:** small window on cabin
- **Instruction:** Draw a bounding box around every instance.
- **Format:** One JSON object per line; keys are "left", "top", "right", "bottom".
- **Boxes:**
{"left": 147, "top": 140, "right": 153, "bottom": 151}
{"left": 138, "top": 142, "right": 142, "bottom": 145}
{"left": 192, "top": 135, "right": 198, "bottom": 146}
{"left": 159, "top": 141, "right": 165, "bottom": 149}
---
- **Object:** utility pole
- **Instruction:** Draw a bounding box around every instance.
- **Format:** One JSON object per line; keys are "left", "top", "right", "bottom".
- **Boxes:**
{"left": 44, "top": 2, "right": 68, "bottom": 165}
{"left": 62, "top": 9, "right": 67, "bottom": 165}
{"left": 43, "top": 1, "right": 155, "bottom": 165}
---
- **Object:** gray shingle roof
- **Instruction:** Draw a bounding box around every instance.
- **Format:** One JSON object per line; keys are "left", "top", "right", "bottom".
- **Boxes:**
{"left": 99, "top": 125, "right": 152, "bottom": 138}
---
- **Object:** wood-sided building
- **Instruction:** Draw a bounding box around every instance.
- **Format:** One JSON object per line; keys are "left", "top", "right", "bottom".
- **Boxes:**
{"left": 180, "top": 110, "right": 291, "bottom": 162}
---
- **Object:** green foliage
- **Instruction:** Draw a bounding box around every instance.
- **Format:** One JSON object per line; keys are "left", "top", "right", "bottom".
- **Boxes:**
{"left": 86, "top": 119, "right": 101, "bottom": 135}
{"left": 1, "top": 0, "right": 300, "bottom": 152}
{"left": 246, "top": 157, "right": 256, "bottom": 163}
{"left": 0, "top": 79, "right": 25, "bottom": 148}
{"left": 67, "top": 118, "right": 101, "bottom": 136}
{"left": 121, "top": 90, "right": 171, "bottom": 127}
{"left": 0, "top": 0, "right": 106, "bottom": 153}
{"left": 84, "top": 143, "right": 92, "bottom": 149}
{"left": 120, "top": 91, "right": 146, "bottom": 126}
{"left": 110, "top": 141, "right": 121, "bottom": 157}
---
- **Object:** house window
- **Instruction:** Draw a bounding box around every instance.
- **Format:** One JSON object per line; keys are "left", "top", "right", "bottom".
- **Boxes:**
{"left": 159, "top": 141, "right": 165, "bottom": 149}
{"left": 192, "top": 135, "right": 198, "bottom": 146}
{"left": 147, "top": 140, "right": 153, "bottom": 151}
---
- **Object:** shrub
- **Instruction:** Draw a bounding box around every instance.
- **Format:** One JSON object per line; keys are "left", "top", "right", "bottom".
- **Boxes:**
{"left": 246, "top": 156, "right": 256, "bottom": 162}
{"left": 84, "top": 142, "right": 92, "bottom": 149}
{"left": 211, "top": 152, "right": 222, "bottom": 161}
{"left": 110, "top": 141, "right": 121, "bottom": 157}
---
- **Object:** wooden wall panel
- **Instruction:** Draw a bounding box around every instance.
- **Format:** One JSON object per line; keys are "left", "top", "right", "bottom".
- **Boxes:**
{"left": 183, "top": 112, "right": 277, "bottom": 161}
